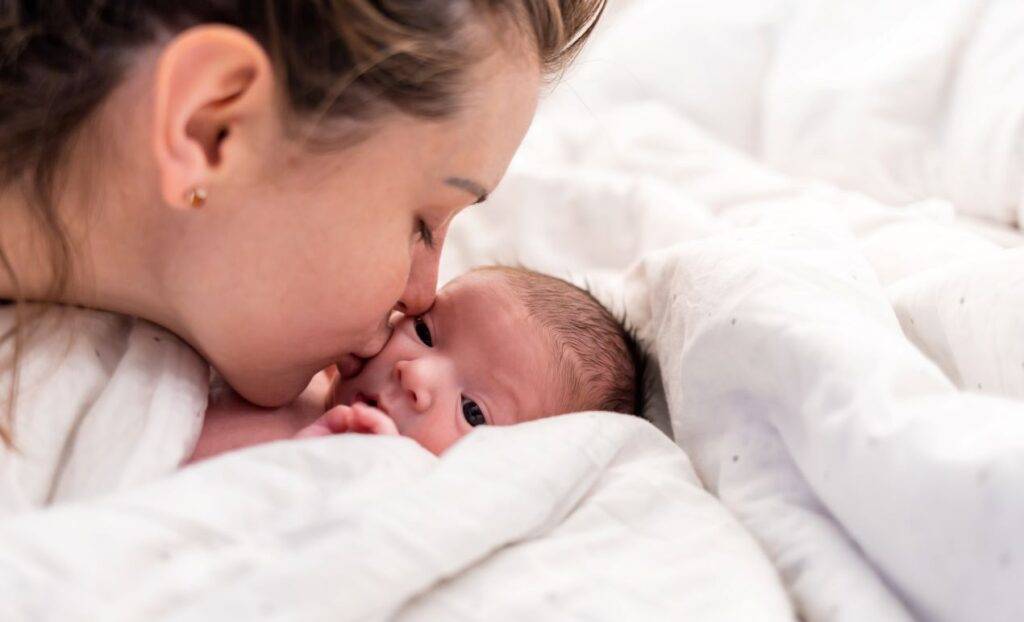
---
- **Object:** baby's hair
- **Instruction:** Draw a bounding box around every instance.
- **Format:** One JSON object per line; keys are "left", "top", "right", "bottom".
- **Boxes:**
{"left": 474, "top": 265, "right": 648, "bottom": 419}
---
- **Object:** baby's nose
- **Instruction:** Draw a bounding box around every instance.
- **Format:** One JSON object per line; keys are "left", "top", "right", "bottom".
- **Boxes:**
{"left": 394, "top": 360, "right": 432, "bottom": 412}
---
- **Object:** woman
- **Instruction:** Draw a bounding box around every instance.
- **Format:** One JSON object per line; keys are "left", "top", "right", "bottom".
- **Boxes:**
{"left": 0, "top": 2, "right": 604, "bottom": 485}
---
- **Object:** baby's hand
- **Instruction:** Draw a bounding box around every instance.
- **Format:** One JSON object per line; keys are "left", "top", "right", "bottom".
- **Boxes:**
{"left": 294, "top": 403, "right": 399, "bottom": 439}
{"left": 325, "top": 403, "right": 399, "bottom": 436}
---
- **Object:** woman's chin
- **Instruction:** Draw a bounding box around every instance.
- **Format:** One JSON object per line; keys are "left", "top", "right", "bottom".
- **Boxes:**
{"left": 225, "top": 368, "right": 313, "bottom": 409}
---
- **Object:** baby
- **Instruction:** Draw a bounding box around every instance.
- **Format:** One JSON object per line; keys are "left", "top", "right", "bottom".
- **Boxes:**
{"left": 188, "top": 266, "right": 644, "bottom": 461}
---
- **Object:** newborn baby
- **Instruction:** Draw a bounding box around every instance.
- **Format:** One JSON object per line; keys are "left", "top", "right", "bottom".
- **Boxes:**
{"left": 188, "top": 266, "right": 644, "bottom": 461}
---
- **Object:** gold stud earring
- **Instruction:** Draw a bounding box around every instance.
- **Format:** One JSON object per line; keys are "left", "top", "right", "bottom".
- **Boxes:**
{"left": 185, "top": 187, "right": 208, "bottom": 209}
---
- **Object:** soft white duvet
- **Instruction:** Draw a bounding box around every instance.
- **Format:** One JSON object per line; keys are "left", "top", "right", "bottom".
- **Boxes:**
{"left": 578, "top": 0, "right": 1024, "bottom": 229}
{"left": 0, "top": 411, "right": 790, "bottom": 621}
{"left": 2, "top": 1, "right": 1023, "bottom": 621}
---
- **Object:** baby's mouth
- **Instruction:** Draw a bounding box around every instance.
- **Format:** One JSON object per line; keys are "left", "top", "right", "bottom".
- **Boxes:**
{"left": 354, "top": 391, "right": 389, "bottom": 417}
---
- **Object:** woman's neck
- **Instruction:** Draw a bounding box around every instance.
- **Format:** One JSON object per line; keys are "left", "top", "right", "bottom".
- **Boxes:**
{"left": 0, "top": 185, "right": 57, "bottom": 302}
{"left": 0, "top": 180, "right": 181, "bottom": 333}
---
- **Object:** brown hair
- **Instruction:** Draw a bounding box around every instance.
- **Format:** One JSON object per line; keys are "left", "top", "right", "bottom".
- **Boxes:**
{"left": 0, "top": 0, "right": 606, "bottom": 444}
{"left": 480, "top": 266, "right": 647, "bottom": 418}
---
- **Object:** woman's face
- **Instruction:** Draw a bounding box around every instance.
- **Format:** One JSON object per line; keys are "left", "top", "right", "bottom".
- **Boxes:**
{"left": 173, "top": 47, "right": 541, "bottom": 407}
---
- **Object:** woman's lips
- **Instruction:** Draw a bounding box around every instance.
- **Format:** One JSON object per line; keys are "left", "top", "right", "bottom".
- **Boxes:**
{"left": 336, "top": 354, "right": 365, "bottom": 379}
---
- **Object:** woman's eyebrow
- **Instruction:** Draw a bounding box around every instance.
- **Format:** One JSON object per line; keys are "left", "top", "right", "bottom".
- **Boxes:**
{"left": 444, "top": 177, "right": 489, "bottom": 204}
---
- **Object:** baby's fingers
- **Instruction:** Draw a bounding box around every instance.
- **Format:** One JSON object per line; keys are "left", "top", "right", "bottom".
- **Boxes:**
{"left": 295, "top": 404, "right": 353, "bottom": 438}
{"left": 298, "top": 403, "right": 398, "bottom": 438}
{"left": 325, "top": 404, "right": 371, "bottom": 434}
{"left": 350, "top": 403, "right": 399, "bottom": 436}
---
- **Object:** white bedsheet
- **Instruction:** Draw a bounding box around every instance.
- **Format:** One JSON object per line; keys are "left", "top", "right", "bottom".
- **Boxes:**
{"left": 439, "top": 96, "right": 1024, "bottom": 621}
{"left": 2, "top": 2, "right": 1023, "bottom": 620}
{"left": 564, "top": 0, "right": 1024, "bottom": 228}
{"left": 0, "top": 401, "right": 789, "bottom": 621}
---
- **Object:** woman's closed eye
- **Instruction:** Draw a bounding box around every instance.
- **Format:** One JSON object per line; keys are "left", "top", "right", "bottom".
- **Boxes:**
{"left": 414, "top": 317, "right": 433, "bottom": 347}
{"left": 461, "top": 396, "right": 487, "bottom": 427}
{"left": 416, "top": 218, "right": 435, "bottom": 249}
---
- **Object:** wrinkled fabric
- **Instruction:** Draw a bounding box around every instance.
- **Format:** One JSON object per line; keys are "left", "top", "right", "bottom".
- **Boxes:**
{"left": 0, "top": 307, "right": 207, "bottom": 515}
{"left": 0, "top": 415, "right": 790, "bottom": 621}
{"left": 557, "top": 0, "right": 1024, "bottom": 227}
{"left": 2, "top": 2, "right": 1023, "bottom": 619}
{"left": 442, "top": 95, "right": 1024, "bottom": 621}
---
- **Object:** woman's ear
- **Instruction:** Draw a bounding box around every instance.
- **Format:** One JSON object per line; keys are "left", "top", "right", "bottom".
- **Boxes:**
{"left": 151, "top": 25, "right": 275, "bottom": 209}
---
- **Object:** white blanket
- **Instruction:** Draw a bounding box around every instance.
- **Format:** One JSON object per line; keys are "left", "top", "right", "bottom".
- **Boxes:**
{"left": 439, "top": 100, "right": 1024, "bottom": 621}
{"left": 568, "top": 0, "right": 1024, "bottom": 228}
{"left": 0, "top": 415, "right": 788, "bottom": 621}
{"left": 3, "top": 2, "right": 1024, "bottom": 620}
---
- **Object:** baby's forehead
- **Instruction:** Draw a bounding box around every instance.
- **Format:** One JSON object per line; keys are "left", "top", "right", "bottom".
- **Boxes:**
{"left": 440, "top": 270, "right": 573, "bottom": 419}
{"left": 441, "top": 271, "right": 559, "bottom": 343}
{"left": 441, "top": 268, "right": 509, "bottom": 292}
{"left": 439, "top": 270, "right": 520, "bottom": 312}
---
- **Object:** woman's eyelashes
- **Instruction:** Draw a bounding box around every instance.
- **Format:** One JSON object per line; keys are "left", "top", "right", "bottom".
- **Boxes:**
{"left": 461, "top": 396, "right": 487, "bottom": 427}
{"left": 414, "top": 317, "right": 433, "bottom": 347}
{"left": 416, "top": 218, "right": 435, "bottom": 249}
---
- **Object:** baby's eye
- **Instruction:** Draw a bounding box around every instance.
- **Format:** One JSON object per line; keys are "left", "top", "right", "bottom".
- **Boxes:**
{"left": 414, "top": 317, "right": 433, "bottom": 347}
{"left": 461, "top": 397, "right": 487, "bottom": 427}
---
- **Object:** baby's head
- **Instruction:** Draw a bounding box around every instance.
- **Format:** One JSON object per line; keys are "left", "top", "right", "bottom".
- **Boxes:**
{"left": 330, "top": 266, "right": 645, "bottom": 454}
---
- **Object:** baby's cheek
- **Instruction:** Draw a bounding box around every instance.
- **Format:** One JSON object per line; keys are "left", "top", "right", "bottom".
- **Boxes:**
{"left": 406, "top": 420, "right": 463, "bottom": 456}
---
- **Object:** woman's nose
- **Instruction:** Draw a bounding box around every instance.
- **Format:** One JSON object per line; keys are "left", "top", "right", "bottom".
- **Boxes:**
{"left": 394, "top": 239, "right": 441, "bottom": 317}
{"left": 394, "top": 360, "right": 433, "bottom": 413}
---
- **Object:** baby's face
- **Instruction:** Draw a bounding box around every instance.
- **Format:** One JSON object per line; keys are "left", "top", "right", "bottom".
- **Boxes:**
{"left": 329, "top": 270, "right": 562, "bottom": 454}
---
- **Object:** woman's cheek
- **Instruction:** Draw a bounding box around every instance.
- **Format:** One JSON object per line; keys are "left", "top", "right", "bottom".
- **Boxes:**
{"left": 349, "top": 245, "right": 410, "bottom": 322}
{"left": 373, "top": 243, "right": 415, "bottom": 308}
{"left": 309, "top": 231, "right": 413, "bottom": 356}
